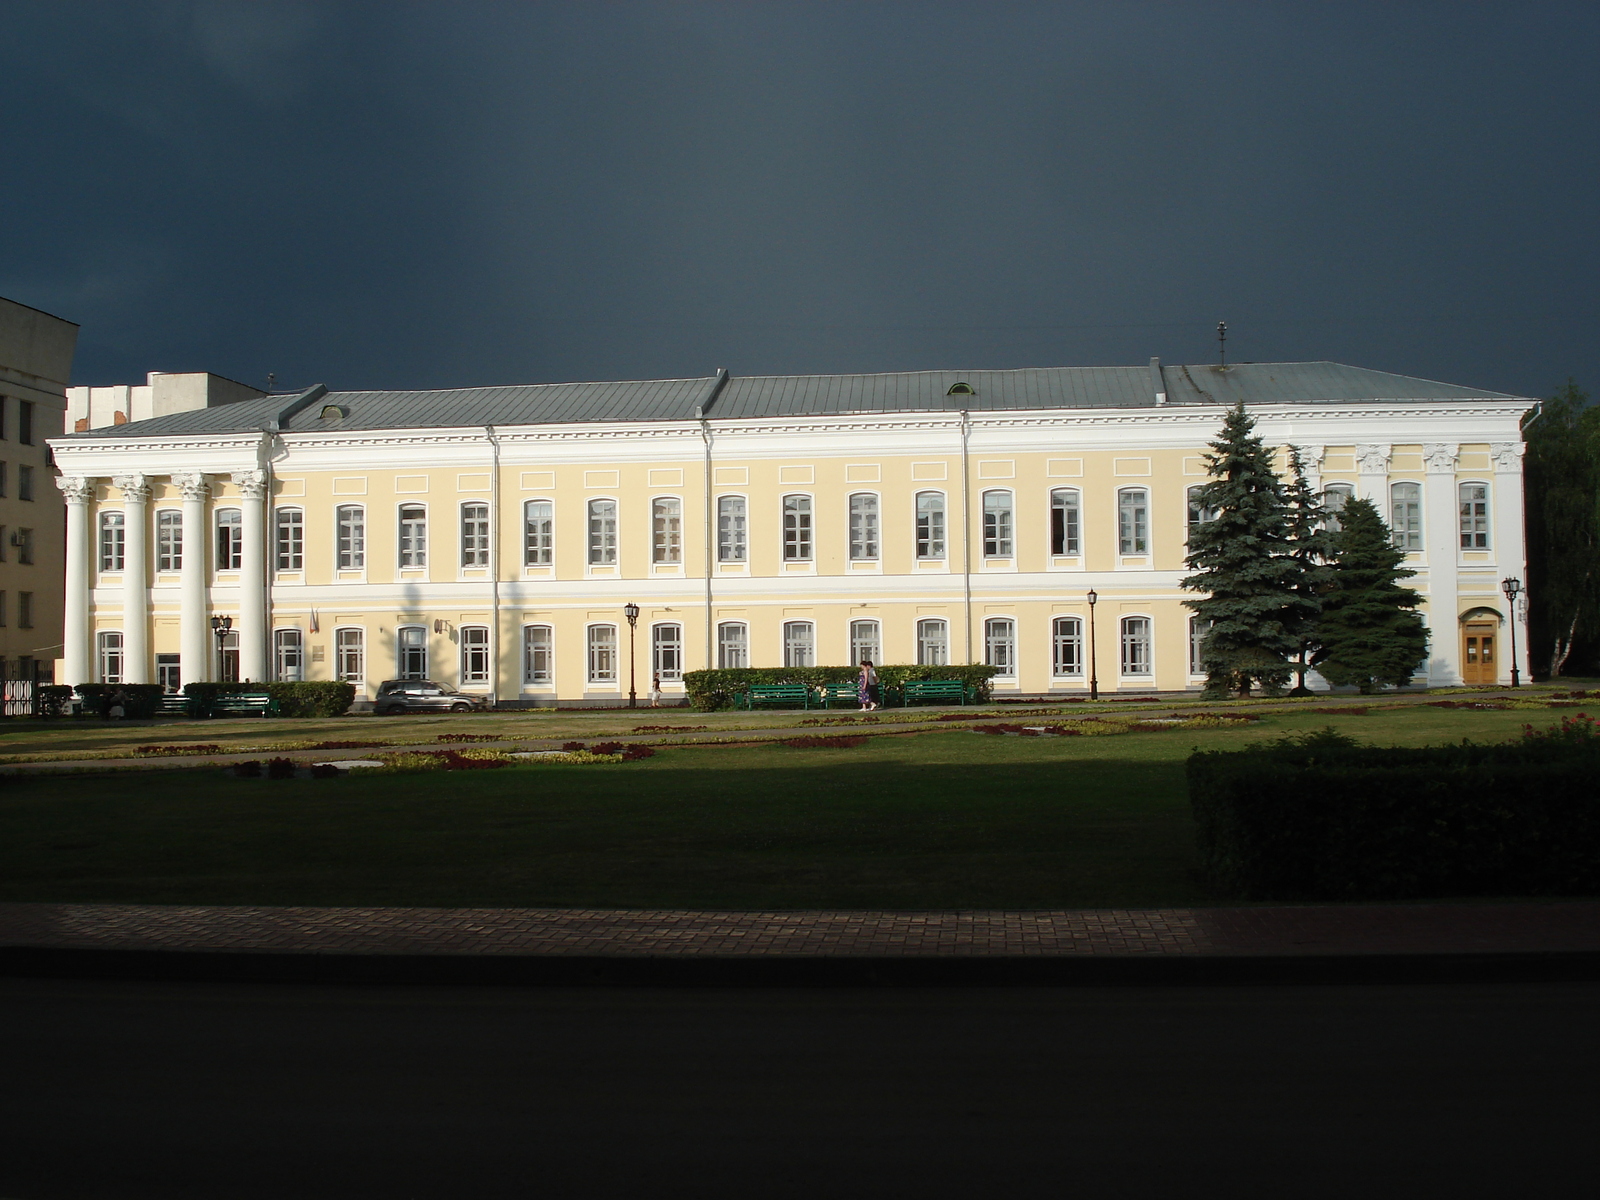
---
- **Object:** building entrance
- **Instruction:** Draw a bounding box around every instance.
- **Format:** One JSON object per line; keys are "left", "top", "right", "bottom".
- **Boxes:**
{"left": 1461, "top": 621, "right": 1498, "bottom": 685}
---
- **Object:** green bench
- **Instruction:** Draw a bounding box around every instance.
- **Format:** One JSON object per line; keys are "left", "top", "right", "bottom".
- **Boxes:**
{"left": 738, "top": 684, "right": 813, "bottom": 710}
{"left": 157, "top": 694, "right": 196, "bottom": 718}
{"left": 816, "top": 682, "right": 867, "bottom": 709}
{"left": 206, "top": 692, "right": 280, "bottom": 718}
{"left": 898, "top": 680, "right": 973, "bottom": 707}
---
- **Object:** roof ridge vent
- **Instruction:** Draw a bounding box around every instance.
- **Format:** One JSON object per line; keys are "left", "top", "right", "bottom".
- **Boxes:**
{"left": 1150, "top": 358, "right": 1166, "bottom": 406}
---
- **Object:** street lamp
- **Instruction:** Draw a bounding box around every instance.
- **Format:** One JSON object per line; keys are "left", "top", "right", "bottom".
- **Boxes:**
{"left": 623, "top": 602, "right": 640, "bottom": 708}
{"left": 209, "top": 615, "right": 233, "bottom": 683}
{"left": 1501, "top": 577, "right": 1522, "bottom": 688}
{"left": 1086, "top": 589, "right": 1099, "bottom": 701}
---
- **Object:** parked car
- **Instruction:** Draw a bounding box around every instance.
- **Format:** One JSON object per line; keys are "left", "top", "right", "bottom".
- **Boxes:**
{"left": 374, "top": 680, "right": 491, "bottom": 715}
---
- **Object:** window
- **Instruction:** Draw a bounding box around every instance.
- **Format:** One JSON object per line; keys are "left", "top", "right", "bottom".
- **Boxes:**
{"left": 18, "top": 591, "right": 32, "bottom": 628}
{"left": 1322, "top": 484, "right": 1353, "bottom": 532}
{"left": 717, "top": 496, "right": 746, "bottom": 562}
{"left": 0, "top": 462, "right": 6, "bottom": 496}
{"left": 653, "top": 497, "right": 682, "bottom": 564}
{"left": 275, "top": 508, "right": 303, "bottom": 570}
{"left": 0, "top": 591, "right": 6, "bottom": 626}
{"left": 1120, "top": 616, "right": 1153, "bottom": 675}
{"left": 916, "top": 618, "right": 948, "bottom": 666}
{"left": 216, "top": 508, "right": 242, "bottom": 570}
{"left": 461, "top": 503, "right": 490, "bottom": 567}
{"left": 218, "top": 630, "right": 240, "bottom": 684}
{"left": 587, "top": 625, "right": 618, "bottom": 683}
{"left": 398, "top": 505, "right": 427, "bottom": 567}
{"left": 397, "top": 626, "right": 428, "bottom": 679}
{"left": 717, "top": 622, "right": 748, "bottom": 668}
{"left": 274, "top": 628, "right": 304, "bottom": 681}
{"left": 1460, "top": 483, "right": 1490, "bottom": 549}
{"left": 157, "top": 653, "right": 181, "bottom": 693}
{"left": 337, "top": 505, "right": 366, "bottom": 569}
{"left": 97, "top": 631, "right": 124, "bottom": 684}
{"left": 850, "top": 620, "right": 880, "bottom": 666}
{"left": 652, "top": 623, "right": 683, "bottom": 680}
{"left": 1189, "top": 616, "right": 1213, "bottom": 676}
{"left": 459, "top": 626, "right": 490, "bottom": 684}
{"left": 1390, "top": 483, "right": 1422, "bottom": 551}
{"left": 523, "top": 625, "right": 553, "bottom": 685}
{"left": 982, "top": 491, "right": 1013, "bottom": 558}
{"left": 1118, "top": 488, "right": 1149, "bottom": 555}
{"left": 1050, "top": 489, "right": 1080, "bottom": 556}
{"left": 15, "top": 529, "right": 31, "bottom": 565}
{"left": 1186, "top": 486, "right": 1218, "bottom": 541}
{"left": 99, "top": 511, "right": 125, "bottom": 572}
{"left": 1052, "top": 617, "right": 1083, "bottom": 676}
{"left": 17, "top": 465, "right": 32, "bottom": 501}
{"left": 157, "top": 510, "right": 182, "bottom": 571}
{"left": 587, "top": 499, "right": 617, "bottom": 565}
{"left": 335, "top": 628, "right": 365, "bottom": 683}
{"left": 984, "top": 618, "right": 1016, "bottom": 676}
{"left": 782, "top": 495, "right": 812, "bottom": 561}
{"left": 916, "top": 492, "right": 946, "bottom": 559}
{"left": 0, "top": 525, "right": 6, "bottom": 562}
{"left": 849, "top": 494, "right": 879, "bottom": 560}
{"left": 523, "top": 500, "right": 553, "bottom": 566}
{"left": 18, "top": 401, "right": 33, "bottom": 445}
{"left": 783, "top": 620, "right": 814, "bottom": 667}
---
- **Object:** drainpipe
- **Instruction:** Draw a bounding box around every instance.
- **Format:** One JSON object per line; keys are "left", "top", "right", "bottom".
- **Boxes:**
{"left": 960, "top": 409, "right": 973, "bottom": 663}
{"left": 696, "top": 369, "right": 729, "bottom": 670}
{"left": 486, "top": 425, "right": 501, "bottom": 708}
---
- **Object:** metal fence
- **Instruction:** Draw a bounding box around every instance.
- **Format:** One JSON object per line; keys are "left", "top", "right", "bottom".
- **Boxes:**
{"left": 2, "top": 680, "right": 34, "bottom": 717}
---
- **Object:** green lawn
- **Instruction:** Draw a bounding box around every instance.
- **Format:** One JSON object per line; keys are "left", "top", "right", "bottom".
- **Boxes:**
{"left": 0, "top": 703, "right": 1562, "bottom": 909}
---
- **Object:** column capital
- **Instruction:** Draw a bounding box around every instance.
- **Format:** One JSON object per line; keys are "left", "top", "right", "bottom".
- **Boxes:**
{"left": 1291, "top": 443, "right": 1326, "bottom": 465}
{"left": 1491, "top": 442, "right": 1525, "bottom": 472}
{"left": 1356, "top": 443, "right": 1391, "bottom": 474}
{"left": 56, "top": 474, "right": 95, "bottom": 503}
{"left": 112, "top": 473, "right": 151, "bottom": 502}
{"left": 232, "top": 469, "right": 267, "bottom": 500}
{"left": 173, "top": 472, "right": 211, "bottom": 502}
{"left": 1423, "top": 443, "right": 1460, "bottom": 474}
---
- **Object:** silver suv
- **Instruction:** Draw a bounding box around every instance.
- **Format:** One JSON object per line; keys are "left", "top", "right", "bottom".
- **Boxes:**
{"left": 374, "top": 680, "right": 491, "bottom": 715}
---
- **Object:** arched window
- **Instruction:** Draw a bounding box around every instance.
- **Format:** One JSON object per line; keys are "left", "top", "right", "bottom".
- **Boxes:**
{"left": 947, "top": 382, "right": 975, "bottom": 396}
{"left": 652, "top": 623, "right": 683, "bottom": 680}
{"left": 337, "top": 505, "right": 365, "bottom": 569}
{"left": 916, "top": 618, "right": 948, "bottom": 666}
{"left": 984, "top": 618, "right": 1016, "bottom": 676}
{"left": 1321, "top": 484, "right": 1353, "bottom": 533}
{"left": 1188, "top": 616, "right": 1213, "bottom": 676}
{"left": 916, "top": 492, "right": 946, "bottom": 560}
{"left": 97, "top": 631, "right": 124, "bottom": 684}
{"left": 1117, "top": 489, "right": 1148, "bottom": 555}
{"left": 215, "top": 508, "right": 242, "bottom": 570}
{"left": 848, "top": 494, "right": 879, "bottom": 561}
{"left": 397, "top": 625, "right": 428, "bottom": 680}
{"left": 156, "top": 510, "right": 182, "bottom": 572}
{"left": 782, "top": 495, "right": 812, "bottom": 561}
{"left": 588, "top": 499, "right": 617, "bottom": 565}
{"left": 523, "top": 500, "right": 553, "bottom": 566}
{"left": 460, "top": 503, "right": 490, "bottom": 567}
{"left": 1119, "top": 616, "right": 1153, "bottom": 676}
{"left": 275, "top": 507, "right": 303, "bottom": 570}
{"left": 1052, "top": 617, "right": 1083, "bottom": 677}
{"left": 1390, "top": 483, "right": 1422, "bottom": 551}
{"left": 274, "top": 628, "right": 304, "bottom": 681}
{"left": 335, "top": 627, "right": 365, "bottom": 684}
{"left": 1186, "top": 486, "right": 1218, "bottom": 542}
{"left": 522, "top": 625, "right": 553, "bottom": 685}
{"left": 717, "top": 622, "right": 748, "bottom": 669}
{"left": 718, "top": 496, "right": 747, "bottom": 562}
{"left": 1050, "top": 489, "right": 1080, "bottom": 556}
{"left": 783, "top": 621, "right": 814, "bottom": 667}
{"left": 653, "top": 497, "right": 682, "bottom": 564}
{"left": 98, "top": 511, "right": 125, "bottom": 572}
{"left": 459, "top": 625, "right": 490, "bottom": 684}
{"left": 850, "top": 620, "right": 880, "bottom": 666}
{"left": 1459, "top": 482, "right": 1490, "bottom": 549}
{"left": 398, "top": 505, "right": 427, "bottom": 568}
{"left": 982, "top": 491, "right": 1013, "bottom": 558}
{"left": 587, "top": 625, "right": 618, "bottom": 682}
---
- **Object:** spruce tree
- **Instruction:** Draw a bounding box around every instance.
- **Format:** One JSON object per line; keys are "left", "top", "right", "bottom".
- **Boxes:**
{"left": 1311, "top": 496, "right": 1429, "bottom": 693}
{"left": 1283, "top": 447, "right": 1337, "bottom": 694}
{"left": 1182, "top": 403, "right": 1317, "bottom": 697}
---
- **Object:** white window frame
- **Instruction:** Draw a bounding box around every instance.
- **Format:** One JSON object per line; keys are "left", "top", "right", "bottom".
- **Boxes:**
{"left": 916, "top": 491, "right": 946, "bottom": 560}
{"left": 782, "top": 495, "right": 813, "bottom": 562}
{"left": 459, "top": 625, "right": 490, "bottom": 685}
{"left": 1188, "top": 616, "right": 1213, "bottom": 676}
{"left": 652, "top": 622, "right": 683, "bottom": 681}
{"left": 99, "top": 510, "right": 125, "bottom": 572}
{"left": 275, "top": 507, "right": 304, "bottom": 571}
{"left": 335, "top": 627, "right": 365, "bottom": 684}
{"left": 1390, "top": 482, "right": 1423, "bottom": 552}
{"left": 782, "top": 620, "right": 815, "bottom": 667}
{"left": 215, "top": 507, "right": 243, "bottom": 571}
{"left": 522, "top": 624, "right": 553, "bottom": 686}
{"left": 460, "top": 502, "right": 490, "bottom": 568}
{"left": 1322, "top": 484, "right": 1353, "bottom": 533}
{"left": 717, "top": 495, "right": 747, "bottom": 563}
{"left": 849, "top": 619, "right": 880, "bottom": 666}
{"left": 398, "top": 503, "right": 428, "bottom": 569}
{"left": 97, "top": 630, "right": 124, "bottom": 684}
{"left": 1052, "top": 616, "right": 1083, "bottom": 677}
{"left": 274, "top": 627, "right": 304, "bottom": 681}
{"left": 982, "top": 491, "right": 1013, "bottom": 558}
{"left": 717, "top": 621, "right": 748, "bottom": 668}
{"left": 1459, "top": 481, "right": 1491, "bottom": 550}
{"left": 1117, "top": 488, "right": 1149, "bottom": 556}
{"left": 916, "top": 618, "right": 948, "bottom": 666}
{"left": 523, "top": 499, "right": 553, "bottom": 567}
{"left": 984, "top": 617, "right": 1016, "bottom": 677}
{"left": 587, "top": 498, "right": 618, "bottom": 566}
{"left": 1050, "top": 488, "right": 1080, "bottom": 556}
{"left": 397, "top": 625, "right": 428, "bottom": 680}
{"left": 1186, "top": 486, "right": 1217, "bottom": 544}
{"left": 587, "top": 623, "right": 618, "bottom": 683}
{"left": 652, "top": 496, "right": 682, "bottom": 564}
{"left": 1119, "top": 615, "right": 1153, "bottom": 677}
{"left": 337, "top": 504, "right": 366, "bottom": 570}
{"left": 848, "top": 493, "right": 880, "bottom": 561}
{"left": 156, "top": 509, "right": 182, "bottom": 572}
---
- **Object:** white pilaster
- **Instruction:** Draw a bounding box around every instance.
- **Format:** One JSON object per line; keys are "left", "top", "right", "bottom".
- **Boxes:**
{"left": 234, "top": 470, "right": 268, "bottom": 682}
{"left": 57, "top": 476, "right": 95, "bottom": 686}
{"left": 1492, "top": 441, "right": 1529, "bottom": 682}
{"left": 1295, "top": 444, "right": 1324, "bottom": 494}
{"left": 1422, "top": 443, "right": 1460, "bottom": 685}
{"left": 1355, "top": 443, "right": 1390, "bottom": 505}
{"left": 175, "top": 472, "right": 211, "bottom": 685}
{"left": 112, "top": 475, "right": 151, "bottom": 684}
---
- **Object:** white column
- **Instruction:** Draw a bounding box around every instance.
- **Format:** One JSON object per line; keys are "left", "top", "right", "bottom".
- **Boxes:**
{"left": 112, "top": 474, "right": 151, "bottom": 684}
{"left": 57, "top": 475, "right": 95, "bottom": 686}
{"left": 1422, "top": 443, "right": 1461, "bottom": 685}
{"left": 1355, "top": 443, "right": 1390, "bottom": 505}
{"left": 175, "top": 472, "right": 211, "bottom": 684}
{"left": 234, "top": 470, "right": 268, "bottom": 682}
{"left": 1492, "top": 441, "right": 1529, "bottom": 682}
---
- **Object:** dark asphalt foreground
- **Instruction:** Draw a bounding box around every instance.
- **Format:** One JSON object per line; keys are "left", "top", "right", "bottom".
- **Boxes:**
{"left": 2, "top": 977, "right": 1597, "bottom": 1200}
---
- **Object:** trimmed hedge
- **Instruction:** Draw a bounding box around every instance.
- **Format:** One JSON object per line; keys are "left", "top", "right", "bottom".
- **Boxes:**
{"left": 75, "top": 683, "right": 167, "bottom": 719}
{"left": 683, "top": 664, "right": 1000, "bottom": 711}
{"left": 36, "top": 685, "right": 75, "bottom": 718}
{"left": 1187, "top": 733, "right": 1600, "bottom": 900}
{"left": 183, "top": 681, "right": 357, "bottom": 718}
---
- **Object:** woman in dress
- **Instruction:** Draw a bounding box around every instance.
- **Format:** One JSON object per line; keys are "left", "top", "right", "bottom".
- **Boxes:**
{"left": 858, "top": 660, "right": 879, "bottom": 711}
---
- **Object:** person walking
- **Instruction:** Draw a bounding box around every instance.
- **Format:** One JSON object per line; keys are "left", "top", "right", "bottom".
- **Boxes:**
{"left": 858, "top": 660, "right": 879, "bottom": 711}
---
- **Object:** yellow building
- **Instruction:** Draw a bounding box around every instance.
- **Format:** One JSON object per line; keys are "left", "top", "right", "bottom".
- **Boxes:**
{"left": 49, "top": 361, "right": 1533, "bottom": 704}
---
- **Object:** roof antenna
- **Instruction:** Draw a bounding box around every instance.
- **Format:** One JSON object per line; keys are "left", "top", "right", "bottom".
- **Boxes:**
{"left": 1216, "top": 322, "right": 1227, "bottom": 368}
{"left": 267, "top": 372, "right": 277, "bottom": 391}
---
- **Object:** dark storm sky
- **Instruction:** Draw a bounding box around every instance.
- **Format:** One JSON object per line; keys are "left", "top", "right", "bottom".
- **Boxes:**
{"left": 4, "top": 1, "right": 1597, "bottom": 400}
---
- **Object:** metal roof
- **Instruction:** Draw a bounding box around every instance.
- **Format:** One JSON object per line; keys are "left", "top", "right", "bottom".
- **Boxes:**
{"left": 67, "top": 361, "right": 1526, "bottom": 441}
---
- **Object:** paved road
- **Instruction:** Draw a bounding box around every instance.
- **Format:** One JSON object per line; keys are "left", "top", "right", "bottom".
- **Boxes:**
{"left": 4, "top": 978, "right": 1595, "bottom": 1199}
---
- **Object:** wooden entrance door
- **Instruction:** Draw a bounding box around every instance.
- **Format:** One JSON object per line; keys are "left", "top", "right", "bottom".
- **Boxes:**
{"left": 1462, "top": 622, "right": 1497, "bottom": 685}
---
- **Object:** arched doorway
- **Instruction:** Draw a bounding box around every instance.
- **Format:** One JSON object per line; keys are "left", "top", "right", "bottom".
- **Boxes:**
{"left": 1460, "top": 608, "right": 1502, "bottom": 685}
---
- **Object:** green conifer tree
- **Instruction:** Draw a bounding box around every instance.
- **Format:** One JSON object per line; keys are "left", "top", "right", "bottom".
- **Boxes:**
{"left": 1283, "top": 447, "right": 1337, "bottom": 694}
{"left": 1310, "top": 496, "right": 1429, "bottom": 693}
{"left": 1182, "top": 403, "right": 1316, "bottom": 697}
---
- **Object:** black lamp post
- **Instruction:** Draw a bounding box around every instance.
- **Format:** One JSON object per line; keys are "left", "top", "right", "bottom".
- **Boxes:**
{"left": 623, "top": 603, "right": 640, "bottom": 708}
{"left": 209, "top": 615, "right": 233, "bottom": 682}
{"left": 1501, "top": 577, "right": 1522, "bottom": 688}
{"left": 1086, "top": 589, "right": 1099, "bottom": 701}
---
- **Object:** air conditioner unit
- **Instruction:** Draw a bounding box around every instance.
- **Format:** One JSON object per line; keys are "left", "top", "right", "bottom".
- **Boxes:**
{"left": 9, "top": 533, "right": 22, "bottom": 547}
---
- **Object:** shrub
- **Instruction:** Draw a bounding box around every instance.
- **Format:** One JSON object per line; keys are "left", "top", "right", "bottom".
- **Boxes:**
{"left": 681, "top": 664, "right": 999, "bottom": 711}
{"left": 590, "top": 742, "right": 625, "bottom": 755}
{"left": 182, "top": 681, "right": 357, "bottom": 718}
{"left": 265, "top": 757, "right": 298, "bottom": 780}
{"left": 233, "top": 760, "right": 262, "bottom": 778}
{"left": 1187, "top": 728, "right": 1600, "bottom": 901}
{"left": 309, "top": 764, "right": 342, "bottom": 779}
{"left": 1521, "top": 711, "right": 1600, "bottom": 745}
{"left": 75, "top": 683, "right": 166, "bottom": 719}
{"left": 620, "top": 745, "right": 656, "bottom": 760}
{"left": 562, "top": 741, "right": 587, "bottom": 752}
{"left": 35, "top": 685, "right": 75, "bottom": 719}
